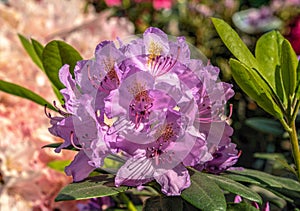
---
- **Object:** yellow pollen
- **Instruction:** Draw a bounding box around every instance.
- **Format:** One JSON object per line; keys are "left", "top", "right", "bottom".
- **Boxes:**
{"left": 148, "top": 41, "right": 162, "bottom": 63}
{"left": 154, "top": 123, "right": 175, "bottom": 141}
{"left": 103, "top": 58, "right": 119, "bottom": 84}
{"left": 127, "top": 82, "right": 151, "bottom": 102}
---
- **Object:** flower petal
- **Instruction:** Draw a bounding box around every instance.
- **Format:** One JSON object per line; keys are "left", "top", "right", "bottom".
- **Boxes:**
{"left": 65, "top": 150, "right": 95, "bottom": 182}
{"left": 154, "top": 164, "right": 191, "bottom": 196}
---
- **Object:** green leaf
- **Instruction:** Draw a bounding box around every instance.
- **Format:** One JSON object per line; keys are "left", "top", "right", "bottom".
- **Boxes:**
{"left": 31, "top": 39, "right": 45, "bottom": 68}
{"left": 274, "top": 175, "right": 300, "bottom": 192}
{"left": 281, "top": 39, "right": 298, "bottom": 99}
{"left": 55, "top": 174, "right": 128, "bottom": 201}
{"left": 295, "top": 60, "right": 300, "bottom": 100}
{"left": 229, "top": 59, "right": 283, "bottom": 118}
{"left": 275, "top": 65, "right": 286, "bottom": 105}
{"left": 143, "top": 196, "right": 199, "bottom": 211}
{"left": 228, "top": 169, "right": 300, "bottom": 190}
{"left": 274, "top": 156, "right": 297, "bottom": 175}
{"left": 255, "top": 31, "right": 284, "bottom": 90}
{"left": 211, "top": 18, "right": 258, "bottom": 70}
{"left": 42, "top": 142, "right": 79, "bottom": 151}
{"left": 18, "top": 34, "right": 44, "bottom": 71}
{"left": 182, "top": 171, "right": 226, "bottom": 211}
{"left": 160, "top": 196, "right": 184, "bottom": 211}
{"left": 42, "top": 40, "right": 83, "bottom": 90}
{"left": 52, "top": 84, "right": 64, "bottom": 104}
{"left": 47, "top": 160, "right": 71, "bottom": 172}
{"left": 245, "top": 117, "right": 284, "bottom": 136}
{"left": 227, "top": 202, "right": 259, "bottom": 211}
{"left": 0, "top": 80, "right": 56, "bottom": 111}
{"left": 222, "top": 174, "right": 261, "bottom": 185}
{"left": 207, "top": 174, "right": 262, "bottom": 204}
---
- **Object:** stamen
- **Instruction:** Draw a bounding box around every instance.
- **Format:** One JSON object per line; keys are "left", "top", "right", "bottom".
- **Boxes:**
{"left": 87, "top": 64, "right": 100, "bottom": 88}
{"left": 70, "top": 131, "right": 82, "bottom": 150}
{"left": 148, "top": 46, "right": 180, "bottom": 77}
{"left": 44, "top": 104, "right": 52, "bottom": 119}
{"left": 226, "top": 104, "right": 233, "bottom": 120}
{"left": 53, "top": 101, "right": 70, "bottom": 117}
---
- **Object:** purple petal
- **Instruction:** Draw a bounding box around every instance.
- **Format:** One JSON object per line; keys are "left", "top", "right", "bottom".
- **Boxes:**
{"left": 115, "top": 155, "right": 154, "bottom": 187}
{"left": 65, "top": 150, "right": 95, "bottom": 182}
{"left": 154, "top": 164, "right": 191, "bottom": 196}
{"left": 48, "top": 116, "right": 78, "bottom": 153}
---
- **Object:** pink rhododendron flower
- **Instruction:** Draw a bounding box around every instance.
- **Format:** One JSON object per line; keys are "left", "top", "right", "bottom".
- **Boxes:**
{"left": 48, "top": 27, "right": 237, "bottom": 196}
{"left": 153, "top": 0, "right": 172, "bottom": 9}
{"left": 286, "top": 16, "right": 300, "bottom": 55}
{"left": 104, "top": 0, "right": 122, "bottom": 6}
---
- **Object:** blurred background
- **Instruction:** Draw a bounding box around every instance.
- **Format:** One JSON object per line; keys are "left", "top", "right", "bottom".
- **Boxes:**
{"left": 0, "top": 0, "right": 299, "bottom": 210}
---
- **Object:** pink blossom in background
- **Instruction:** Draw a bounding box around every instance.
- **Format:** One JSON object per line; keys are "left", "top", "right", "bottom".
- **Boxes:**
{"left": 286, "top": 16, "right": 300, "bottom": 55}
{"left": 153, "top": 0, "right": 172, "bottom": 9}
{"left": 104, "top": 0, "right": 122, "bottom": 6}
{"left": 0, "top": 0, "right": 134, "bottom": 210}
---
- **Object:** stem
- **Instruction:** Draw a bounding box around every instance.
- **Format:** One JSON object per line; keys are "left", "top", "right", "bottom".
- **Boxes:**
{"left": 119, "top": 192, "right": 137, "bottom": 211}
{"left": 279, "top": 118, "right": 292, "bottom": 133}
{"left": 289, "top": 121, "right": 300, "bottom": 180}
{"left": 292, "top": 100, "right": 300, "bottom": 122}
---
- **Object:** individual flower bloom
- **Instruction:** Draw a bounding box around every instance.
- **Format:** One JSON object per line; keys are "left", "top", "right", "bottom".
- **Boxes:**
{"left": 234, "top": 195, "right": 270, "bottom": 211}
{"left": 193, "top": 123, "right": 239, "bottom": 174}
{"left": 74, "top": 41, "right": 124, "bottom": 125}
{"left": 191, "top": 61, "right": 234, "bottom": 123}
{"left": 111, "top": 109, "right": 211, "bottom": 196}
{"left": 48, "top": 64, "right": 113, "bottom": 181}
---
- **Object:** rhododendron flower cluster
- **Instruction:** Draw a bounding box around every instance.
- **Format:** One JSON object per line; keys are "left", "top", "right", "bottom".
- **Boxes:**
{"left": 47, "top": 27, "right": 238, "bottom": 196}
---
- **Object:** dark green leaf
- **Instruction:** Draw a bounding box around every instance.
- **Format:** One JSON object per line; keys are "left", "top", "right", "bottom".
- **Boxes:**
{"left": 274, "top": 157, "right": 297, "bottom": 175}
{"left": 55, "top": 174, "right": 128, "bottom": 201}
{"left": 52, "top": 84, "right": 64, "bottom": 104}
{"left": 42, "top": 142, "right": 79, "bottom": 151}
{"left": 182, "top": 171, "right": 226, "bottom": 211}
{"left": 42, "top": 40, "right": 82, "bottom": 90}
{"left": 207, "top": 174, "right": 262, "bottom": 204}
{"left": 255, "top": 31, "right": 284, "bottom": 90}
{"left": 160, "top": 196, "right": 184, "bottom": 211}
{"left": 272, "top": 187, "right": 300, "bottom": 201}
{"left": 264, "top": 187, "right": 294, "bottom": 204}
{"left": 18, "top": 34, "right": 44, "bottom": 71}
{"left": 211, "top": 18, "right": 258, "bottom": 70}
{"left": 143, "top": 196, "right": 197, "bottom": 211}
{"left": 245, "top": 117, "right": 284, "bottom": 136}
{"left": 229, "top": 59, "right": 283, "bottom": 118}
{"left": 281, "top": 39, "right": 298, "bottom": 99}
{"left": 222, "top": 174, "right": 261, "bottom": 185}
{"left": 227, "top": 202, "right": 259, "bottom": 211}
{"left": 274, "top": 175, "right": 300, "bottom": 192}
{"left": 275, "top": 65, "right": 286, "bottom": 105}
{"left": 31, "top": 39, "right": 45, "bottom": 68}
{"left": 143, "top": 196, "right": 161, "bottom": 211}
{"left": 228, "top": 169, "right": 283, "bottom": 188}
{"left": 295, "top": 60, "right": 300, "bottom": 100}
{"left": 0, "top": 80, "right": 56, "bottom": 111}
